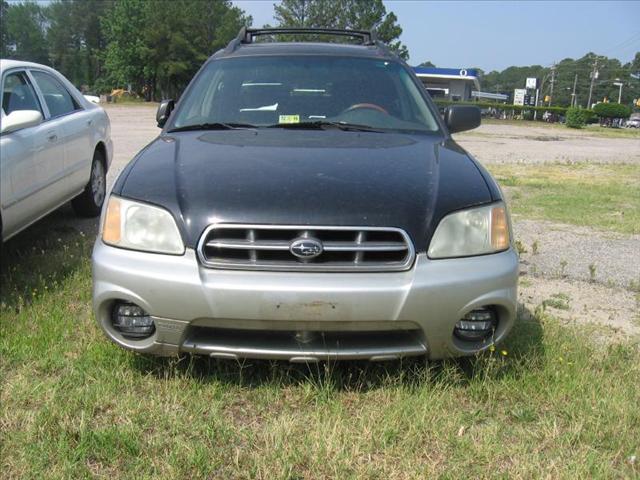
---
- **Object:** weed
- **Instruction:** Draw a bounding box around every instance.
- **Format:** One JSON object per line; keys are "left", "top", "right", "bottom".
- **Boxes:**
{"left": 515, "top": 239, "right": 527, "bottom": 255}
{"left": 519, "top": 278, "right": 532, "bottom": 288}
{"left": 559, "top": 259, "right": 568, "bottom": 278}
{"left": 630, "top": 278, "right": 640, "bottom": 327}
{"left": 531, "top": 240, "right": 539, "bottom": 255}
{"left": 589, "top": 263, "right": 597, "bottom": 283}
{"left": 542, "top": 292, "right": 571, "bottom": 311}
{"left": 510, "top": 190, "right": 523, "bottom": 201}
{"left": 498, "top": 175, "right": 519, "bottom": 187}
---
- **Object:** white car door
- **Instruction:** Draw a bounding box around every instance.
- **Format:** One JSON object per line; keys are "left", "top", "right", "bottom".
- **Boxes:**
{"left": 0, "top": 70, "right": 60, "bottom": 239}
{"left": 30, "top": 69, "right": 90, "bottom": 202}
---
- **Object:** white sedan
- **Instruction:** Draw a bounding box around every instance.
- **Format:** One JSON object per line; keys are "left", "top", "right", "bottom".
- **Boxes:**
{"left": 0, "top": 59, "right": 113, "bottom": 241}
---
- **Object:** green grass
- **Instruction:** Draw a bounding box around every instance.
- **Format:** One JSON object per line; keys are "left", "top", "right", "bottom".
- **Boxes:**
{"left": 1, "top": 224, "right": 639, "bottom": 479}
{"left": 582, "top": 125, "right": 640, "bottom": 139}
{"left": 542, "top": 293, "right": 571, "bottom": 311}
{"left": 489, "top": 163, "right": 640, "bottom": 234}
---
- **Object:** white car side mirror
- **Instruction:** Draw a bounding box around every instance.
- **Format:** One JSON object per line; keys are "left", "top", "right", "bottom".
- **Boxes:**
{"left": 0, "top": 110, "right": 43, "bottom": 134}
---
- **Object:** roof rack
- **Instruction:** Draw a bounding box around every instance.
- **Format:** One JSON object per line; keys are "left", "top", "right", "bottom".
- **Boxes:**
{"left": 222, "top": 27, "right": 396, "bottom": 58}
{"left": 225, "top": 27, "right": 377, "bottom": 51}
{"left": 245, "top": 27, "right": 376, "bottom": 45}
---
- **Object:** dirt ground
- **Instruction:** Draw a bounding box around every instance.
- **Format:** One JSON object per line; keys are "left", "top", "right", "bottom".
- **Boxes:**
{"left": 455, "top": 122, "right": 640, "bottom": 165}
{"left": 16, "top": 104, "right": 640, "bottom": 337}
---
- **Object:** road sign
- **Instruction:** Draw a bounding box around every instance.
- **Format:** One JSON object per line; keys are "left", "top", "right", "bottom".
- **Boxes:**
{"left": 514, "top": 89, "right": 526, "bottom": 106}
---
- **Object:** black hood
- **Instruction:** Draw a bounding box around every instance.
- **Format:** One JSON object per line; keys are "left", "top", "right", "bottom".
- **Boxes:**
{"left": 115, "top": 129, "right": 494, "bottom": 251}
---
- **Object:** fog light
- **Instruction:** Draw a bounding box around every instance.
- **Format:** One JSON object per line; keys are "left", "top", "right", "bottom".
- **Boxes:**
{"left": 454, "top": 308, "right": 497, "bottom": 341}
{"left": 112, "top": 302, "right": 155, "bottom": 339}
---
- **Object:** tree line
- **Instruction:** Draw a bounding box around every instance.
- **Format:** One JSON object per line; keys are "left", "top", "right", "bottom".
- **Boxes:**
{"left": 0, "top": 0, "right": 406, "bottom": 101}
{"left": 482, "top": 53, "right": 640, "bottom": 108}
{"left": 0, "top": 0, "right": 250, "bottom": 100}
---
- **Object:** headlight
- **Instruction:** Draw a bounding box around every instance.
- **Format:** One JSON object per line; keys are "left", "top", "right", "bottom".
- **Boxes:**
{"left": 102, "top": 196, "right": 184, "bottom": 254}
{"left": 428, "top": 202, "right": 510, "bottom": 259}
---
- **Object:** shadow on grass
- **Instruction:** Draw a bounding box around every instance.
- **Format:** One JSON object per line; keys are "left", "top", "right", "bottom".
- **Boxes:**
{"left": 130, "top": 304, "right": 544, "bottom": 392}
{"left": 0, "top": 204, "right": 98, "bottom": 311}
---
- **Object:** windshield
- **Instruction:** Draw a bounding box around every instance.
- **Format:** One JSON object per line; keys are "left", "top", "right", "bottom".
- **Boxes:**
{"left": 170, "top": 56, "right": 440, "bottom": 133}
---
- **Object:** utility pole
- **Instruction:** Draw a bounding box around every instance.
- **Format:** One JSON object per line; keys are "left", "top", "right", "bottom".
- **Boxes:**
{"left": 571, "top": 73, "right": 578, "bottom": 107}
{"left": 548, "top": 63, "right": 556, "bottom": 106}
{"left": 587, "top": 57, "right": 599, "bottom": 108}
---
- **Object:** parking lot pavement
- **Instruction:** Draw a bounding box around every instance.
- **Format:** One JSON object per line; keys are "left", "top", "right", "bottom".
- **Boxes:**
{"left": 103, "top": 104, "right": 159, "bottom": 184}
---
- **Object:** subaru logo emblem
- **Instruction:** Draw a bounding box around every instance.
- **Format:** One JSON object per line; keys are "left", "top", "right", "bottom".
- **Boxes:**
{"left": 290, "top": 238, "right": 323, "bottom": 259}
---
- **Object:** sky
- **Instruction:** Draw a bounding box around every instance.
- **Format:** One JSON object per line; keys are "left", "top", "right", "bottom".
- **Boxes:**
{"left": 233, "top": 1, "right": 640, "bottom": 72}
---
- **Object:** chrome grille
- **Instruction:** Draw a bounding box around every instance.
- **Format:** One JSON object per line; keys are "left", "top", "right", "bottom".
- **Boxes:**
{"left": 197, "top": 224, "right": 415, "bottom": 272}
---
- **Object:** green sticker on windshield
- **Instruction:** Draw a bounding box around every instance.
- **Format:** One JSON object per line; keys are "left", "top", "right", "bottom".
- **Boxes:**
{"left": 279, "top": 115, "right": 300, "bottom": 124}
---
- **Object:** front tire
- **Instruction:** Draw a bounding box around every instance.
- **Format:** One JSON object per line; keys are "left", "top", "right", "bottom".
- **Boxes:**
{"left": 72, "top": 149, "right": 106, "bottom": 218}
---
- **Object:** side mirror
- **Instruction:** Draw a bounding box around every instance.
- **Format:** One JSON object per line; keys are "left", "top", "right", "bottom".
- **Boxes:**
{"left": 444, "top": 105, "right": 481, "bottom": 134}
{"left": 0, "top": 110, "right": 43, "bottom": 134}
{"left": 156, "top": 99, "right": 175, "bottom": 128}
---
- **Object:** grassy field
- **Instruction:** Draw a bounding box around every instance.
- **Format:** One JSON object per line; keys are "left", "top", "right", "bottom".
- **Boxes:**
{"left": 1, "top": 219, "right": 639, "bottom": 478}
{"left": 488, "top": 163, "right": 640, "bottom": 234}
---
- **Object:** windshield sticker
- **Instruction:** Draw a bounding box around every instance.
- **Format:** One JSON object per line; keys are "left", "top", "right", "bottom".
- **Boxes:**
{"left": 240, "top": 103, "right": 278, "bottom": 112}
{"left": 278, "top": 115, "right": 300, "bottom": 124}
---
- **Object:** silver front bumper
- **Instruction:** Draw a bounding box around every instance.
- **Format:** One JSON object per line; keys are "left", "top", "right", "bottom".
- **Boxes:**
{"left": 92, "top": 241, "right": 519, "bottom": 360}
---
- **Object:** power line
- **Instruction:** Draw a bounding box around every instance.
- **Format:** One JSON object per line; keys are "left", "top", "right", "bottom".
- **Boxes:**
{"left": 601, "top": 30, "right": 640, "bottom": 55}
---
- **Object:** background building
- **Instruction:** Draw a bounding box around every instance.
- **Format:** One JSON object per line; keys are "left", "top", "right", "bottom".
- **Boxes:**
{"left": 413, "top": 67, "right": 480, "bottom": 101}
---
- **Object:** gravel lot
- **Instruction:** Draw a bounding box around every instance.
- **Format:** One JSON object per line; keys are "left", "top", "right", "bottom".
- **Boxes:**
{"left": 9, "top": 104, "right": 640, "bottom": 334}
{"left": 455, "top": 123, "right": 640, "bottom": 165}
{"left": 514, "top": 220, "right": 640, "bottom": 287}
{"left": 104, "top": 104, "right": 159, "bottom": 182}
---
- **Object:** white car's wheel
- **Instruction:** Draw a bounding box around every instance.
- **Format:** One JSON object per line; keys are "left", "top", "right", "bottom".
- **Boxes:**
{"left": 72, "top": 150, "right": 106, "bottom": 217}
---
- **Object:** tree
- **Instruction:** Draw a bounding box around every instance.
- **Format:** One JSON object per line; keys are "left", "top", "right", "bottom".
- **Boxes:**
{"left": 46, "top": 0, "right": 113, "bottom": 89}
{"left": 102, "top": 0, "right": 249, "bottom": 99}
{"left": 0, "top": 1, "right": 9, "bottom": 58}
{"left": 273, "top": 0, "right": 408, "bottom": 60}
{"left": 565, "top": 106, "right": 590, "bottom": 129}
{"left": 630, "top": 52, "right": 640, "bottom": 73}
{"left": 418, "top": 61, "right": 436, "bottom": 68}
{"left": 592, "top": 102, "right": 631, "bottom": 125}
{"left": 273, "top": 0, "right": 315, "bottom": 26}
{"left": 102, "top": 0, "right": 148, "bottom": 94}
{"left": 2, "top": 1, "right": 49, "bottom": 64}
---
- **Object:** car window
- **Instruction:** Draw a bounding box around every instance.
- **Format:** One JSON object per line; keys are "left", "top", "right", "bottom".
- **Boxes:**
{"left": 31, "top": 70, "right": 80, "bottom": 118}
{"left": 173, "top": 56, "right": 440, "bottom": 133}
{"left": 2, "top": 71, "right": 43, "bottom": 116}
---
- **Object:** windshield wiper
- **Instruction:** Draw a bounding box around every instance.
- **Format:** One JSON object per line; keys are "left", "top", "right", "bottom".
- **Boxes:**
{"left": 168, "top": 122, "right": 257, "bottom": 133}
{"left": 267, "top": 121, "right": 384, "bottom": 133}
